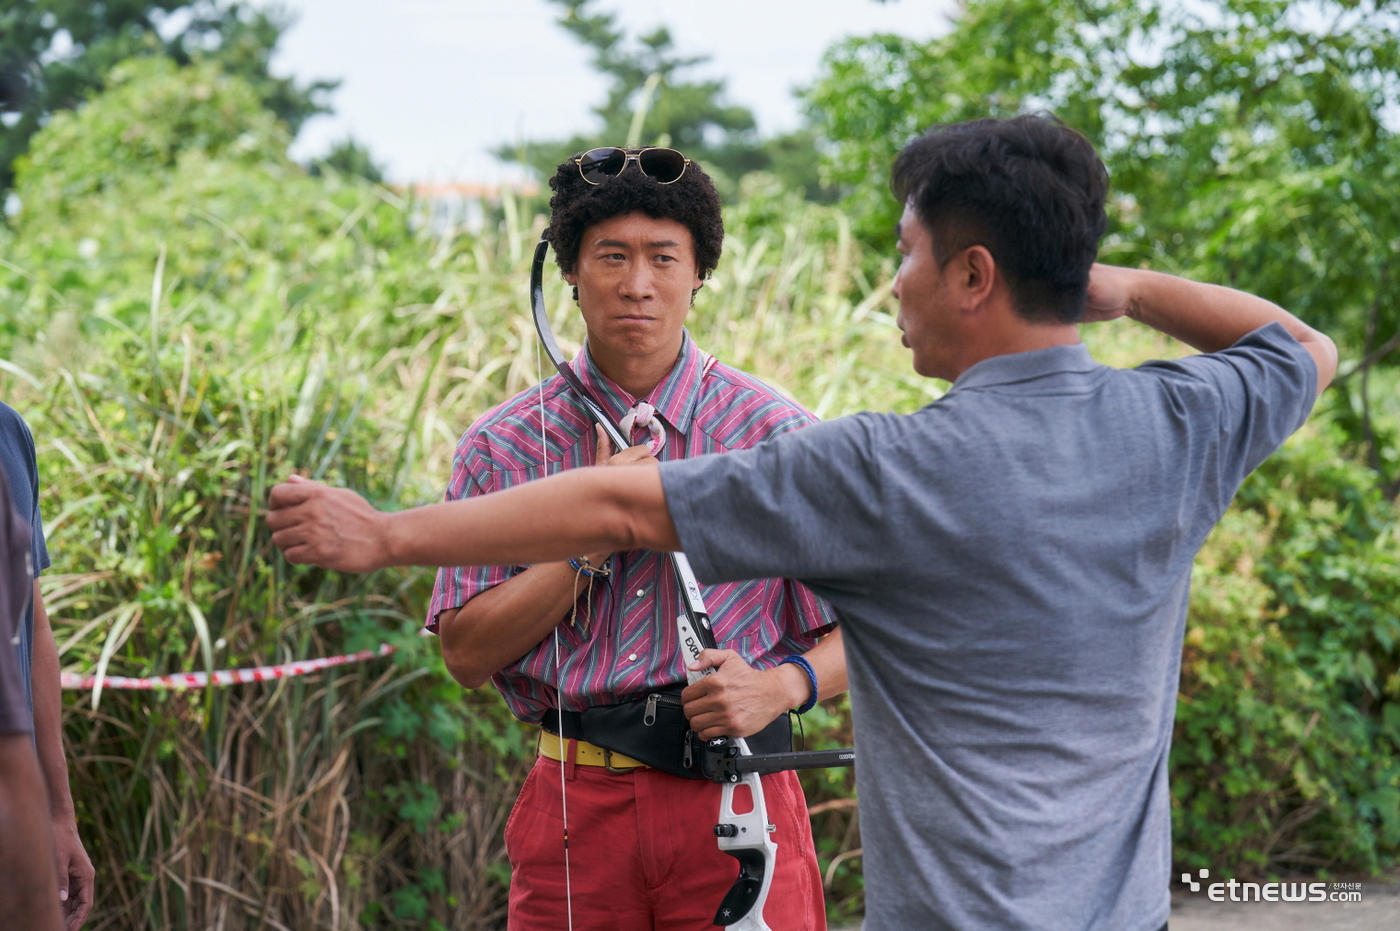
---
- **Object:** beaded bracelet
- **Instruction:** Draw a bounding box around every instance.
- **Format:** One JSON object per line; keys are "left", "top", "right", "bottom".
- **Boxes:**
{"left": 778, "top": 654, "right": 819, "bottom": 715}
{"left": 568, "top": 555, "right": 612, "bottom": 578}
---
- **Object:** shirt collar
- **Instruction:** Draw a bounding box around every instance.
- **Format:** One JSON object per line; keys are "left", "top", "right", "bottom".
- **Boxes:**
{"left": 567, "top": 329, "right": 708, "bottom": 434}
{"left": 951, "top": 342, "right": 1102, "bottom": 392}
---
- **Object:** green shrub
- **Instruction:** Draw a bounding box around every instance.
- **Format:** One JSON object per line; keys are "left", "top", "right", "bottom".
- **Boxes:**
{"left": 1176, "top": 418, "right": 1400, "bottom": 875}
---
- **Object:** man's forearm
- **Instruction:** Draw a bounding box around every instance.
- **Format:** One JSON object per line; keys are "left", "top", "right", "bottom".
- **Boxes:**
{"left": 439, "top": 556, "right": 612, "bottom": 689}
{"left": 269, "top": 465, "right": 677, "bottom": 573}
{"left": 0, "top": 735, "right": 62, "bottom": 931}
{"left": 805, "top": 627, "right": 848, "bottom": 702}
{"left": 389, "top": 466, "right": 676, "bottom": 568}
{"left": 1109, "top": 266, "right": 1338, "bottom": 392}
{"left": 770, "top": 627, "right": 849, "bottom": 709}
{"left": 31, "top": 588, "right": 74, "bottom": 818}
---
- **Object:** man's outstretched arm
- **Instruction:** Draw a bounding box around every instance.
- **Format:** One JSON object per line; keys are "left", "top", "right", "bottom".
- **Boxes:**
{"left": 267, "top": 465, "right": 678, "bottom": 573}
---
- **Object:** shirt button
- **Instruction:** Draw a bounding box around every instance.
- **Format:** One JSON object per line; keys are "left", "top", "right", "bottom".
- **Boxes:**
{"left": 635, "top": 589, "right": 646, "bottom": 598}
{"left": 628, "top": 653, "right": 638, "bottom": 662}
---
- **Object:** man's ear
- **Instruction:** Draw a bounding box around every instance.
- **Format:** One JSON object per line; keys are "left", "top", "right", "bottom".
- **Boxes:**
{"left": 563, "top": 271, "right": 578, "bottom": 287}
{"left": 959, "top": 245, "right": 998, "bottom": 306}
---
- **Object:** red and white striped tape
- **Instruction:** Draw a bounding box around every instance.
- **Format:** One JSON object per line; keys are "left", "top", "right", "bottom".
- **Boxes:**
{"left": 59, "top": 643, "right": 397, "bottom": 691}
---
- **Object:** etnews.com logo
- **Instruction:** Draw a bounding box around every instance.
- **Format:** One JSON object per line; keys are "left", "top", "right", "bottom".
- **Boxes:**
{"left": 1180, "top": 868, "right": 1363, "bottom": 903}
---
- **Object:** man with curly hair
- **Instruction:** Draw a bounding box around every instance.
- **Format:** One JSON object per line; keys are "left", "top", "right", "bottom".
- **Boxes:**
{"left": 424, "top": 149, "right": 845, "bottom": 929}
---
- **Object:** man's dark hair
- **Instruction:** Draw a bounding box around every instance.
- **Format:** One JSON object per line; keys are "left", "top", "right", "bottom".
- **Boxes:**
{"left": 892, "top": 114, "right": 1109, "bottom": 324}
{"left": 545, "top": 151, "right": 724, "bottom": 281}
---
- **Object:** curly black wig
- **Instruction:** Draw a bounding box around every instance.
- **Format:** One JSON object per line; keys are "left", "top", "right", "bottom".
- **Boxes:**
{"left": 545, "top": 150, "right": 724, "bottom": 281}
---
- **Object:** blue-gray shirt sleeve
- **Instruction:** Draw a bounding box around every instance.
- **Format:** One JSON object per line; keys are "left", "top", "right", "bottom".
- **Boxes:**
{"left": 660, "top": 414, "right": 886, "bottom": 600}
{"left": 1135, "top": 321, "right": 1317, "bottom": 499}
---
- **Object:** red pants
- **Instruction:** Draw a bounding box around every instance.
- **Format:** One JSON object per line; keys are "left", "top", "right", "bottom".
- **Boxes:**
{"left": 506, "top": 755, "right": 827, "bottom": 930}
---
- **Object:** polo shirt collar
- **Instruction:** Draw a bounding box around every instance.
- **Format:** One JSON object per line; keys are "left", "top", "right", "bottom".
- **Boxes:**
{"left": 952, "top": 342, "right": 1101, "bottom": 391}
{"left": 567, "top": 328, "right": 707, "bottom": 434}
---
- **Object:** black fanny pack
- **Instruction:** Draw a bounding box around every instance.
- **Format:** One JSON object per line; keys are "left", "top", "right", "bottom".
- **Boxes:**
{"left": 541, "top": 686, "right": 792, "bottom": 780}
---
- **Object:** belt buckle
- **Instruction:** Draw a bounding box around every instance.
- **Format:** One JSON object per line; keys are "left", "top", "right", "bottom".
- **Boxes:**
{"left": 603, "top": 748, "right": 637, "bottom": 773}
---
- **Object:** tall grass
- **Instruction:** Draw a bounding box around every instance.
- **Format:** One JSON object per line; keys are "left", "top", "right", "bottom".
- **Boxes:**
{"left": 26, "top": 260, "right": 533, "bottom": 929}
{"left": 3, "top": 159, "right": 897, "bottom": 926}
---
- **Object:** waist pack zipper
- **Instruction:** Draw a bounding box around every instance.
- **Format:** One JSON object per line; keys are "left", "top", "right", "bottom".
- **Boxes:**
{"left": 643, "top": 691, "right": 683, "bottom": 727}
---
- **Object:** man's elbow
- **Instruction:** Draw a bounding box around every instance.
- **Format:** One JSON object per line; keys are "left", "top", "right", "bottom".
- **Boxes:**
{"left": 448, "top": 665, "right": 491, "bottom": 691}
{"left": 1307, "top": 329, "right": 1339, "bottom": 394}
{"left": 436, "top": 610, "right": 492, "bottom": 689}
{"left": 442, "top": 647, "right": 493, "bottom": 690}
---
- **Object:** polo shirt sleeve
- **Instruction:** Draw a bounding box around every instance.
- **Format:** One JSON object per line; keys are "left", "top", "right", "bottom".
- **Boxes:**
{"left": 660, "top": 414, "right": 886, "bottom": 599}
{"left": 1138, "top": 321, "right": 1318, "bottom": 494}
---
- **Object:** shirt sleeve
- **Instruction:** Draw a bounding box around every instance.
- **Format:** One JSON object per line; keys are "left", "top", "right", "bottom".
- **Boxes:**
{"left": 1137, "top": 322, "right": 1318, "bottom": 496}
{"left": 20, "top": 418, "right": 48, "bottom": 576}
{"left": 424, "top": 431, "right": 522, "bottom": 633}
{"left": 660, "top": 414, "right": 887, "bottom": 603}
{"left": 0, "top": 478, "right": 33, "bottom": 734}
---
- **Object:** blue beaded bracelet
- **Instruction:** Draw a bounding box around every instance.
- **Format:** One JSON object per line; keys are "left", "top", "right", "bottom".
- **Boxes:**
{"left": 568, "top": 555, "right": 611, "bottom": 578}
{"left": 779, "top": 655, "right": 819, "bottom": 715}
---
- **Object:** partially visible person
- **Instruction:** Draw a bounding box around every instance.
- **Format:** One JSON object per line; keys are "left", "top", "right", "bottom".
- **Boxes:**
{"left": 1, "top": 401, "right": 94, "bottom": 929}
{"left": 0, "top": 468, "right": 63, "bottom": 931}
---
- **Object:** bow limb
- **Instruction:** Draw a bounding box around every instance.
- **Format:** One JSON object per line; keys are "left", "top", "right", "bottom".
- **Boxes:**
{"left": 680, "top": 626, "right": 776, "bottom": 928}
{"left": 714, "top": 741, "right": 778, "bottom": 929}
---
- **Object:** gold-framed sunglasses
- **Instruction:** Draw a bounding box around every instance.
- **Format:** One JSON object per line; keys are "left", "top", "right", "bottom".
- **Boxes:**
{"left": 574, "top": 146, "right": 691, "bottom": 185}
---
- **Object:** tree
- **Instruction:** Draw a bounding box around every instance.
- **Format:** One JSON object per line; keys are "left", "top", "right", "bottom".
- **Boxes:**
{"left": 809, "top": 0, "right": 1400, "bottom": 477}
{"left": 309, "top": 138, "right": 386, "bottom": 184}
{"left": 500, "top": 0, "right": 830, "bottom": 199}
{"left": 0, "top": 0, "right": 334, "bottom": 191}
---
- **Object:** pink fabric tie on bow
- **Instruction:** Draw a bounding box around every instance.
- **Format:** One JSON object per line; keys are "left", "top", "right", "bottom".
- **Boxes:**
{"left": 618, "top": 401, "right": 667, "bottom": 456}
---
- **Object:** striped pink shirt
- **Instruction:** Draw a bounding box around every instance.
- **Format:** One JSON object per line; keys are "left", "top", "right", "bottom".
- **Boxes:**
{"left": 427, "top": 331, "right": 836, "bottom": 722}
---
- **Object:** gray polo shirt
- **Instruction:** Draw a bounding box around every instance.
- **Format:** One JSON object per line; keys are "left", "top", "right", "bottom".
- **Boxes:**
{"left": 661, "top": 323, "right": 1316, "bottom": 931}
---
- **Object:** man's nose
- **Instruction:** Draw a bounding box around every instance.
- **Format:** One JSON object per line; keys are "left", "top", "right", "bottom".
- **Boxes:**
{"left": 619, "top": 261, "right": 655, "bottom": 300}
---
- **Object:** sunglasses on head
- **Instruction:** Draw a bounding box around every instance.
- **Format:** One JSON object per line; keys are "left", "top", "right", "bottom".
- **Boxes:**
{"left": 574, "top": 146, "right": 691, "bottom": 185}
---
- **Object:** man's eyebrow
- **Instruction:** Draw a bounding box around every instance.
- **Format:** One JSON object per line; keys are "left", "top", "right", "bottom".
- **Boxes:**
{"left": 592, "top": 238, "right": 682, "bottom": 248}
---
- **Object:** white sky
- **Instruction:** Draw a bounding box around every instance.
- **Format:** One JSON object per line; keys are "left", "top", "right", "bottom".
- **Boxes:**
{"left": 272, "top": 0, "right": 954, "bottom": 183}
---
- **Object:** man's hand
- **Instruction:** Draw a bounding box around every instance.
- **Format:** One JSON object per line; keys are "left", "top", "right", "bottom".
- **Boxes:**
{"left": 1081, "top": 262, "right": 1136, "bottom": 323}
{"left": 267, "top": 475, "right": 390, "bottom": 572}
{"left": 595, "top": 424, "right": 658, "bottom": 469}
{"left": 681, "top": 650, "right": 810, "bottom": 740}
{"left": 581, "top": 426, "right": 657, "bottom": 566}
{"left": 52, "top": 816, "right": 93, "bottom": 930}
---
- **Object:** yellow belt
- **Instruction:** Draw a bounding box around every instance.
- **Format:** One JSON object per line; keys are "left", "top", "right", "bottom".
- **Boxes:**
{"left": 537, "top": 728, "right": 650, "bottom": 771}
